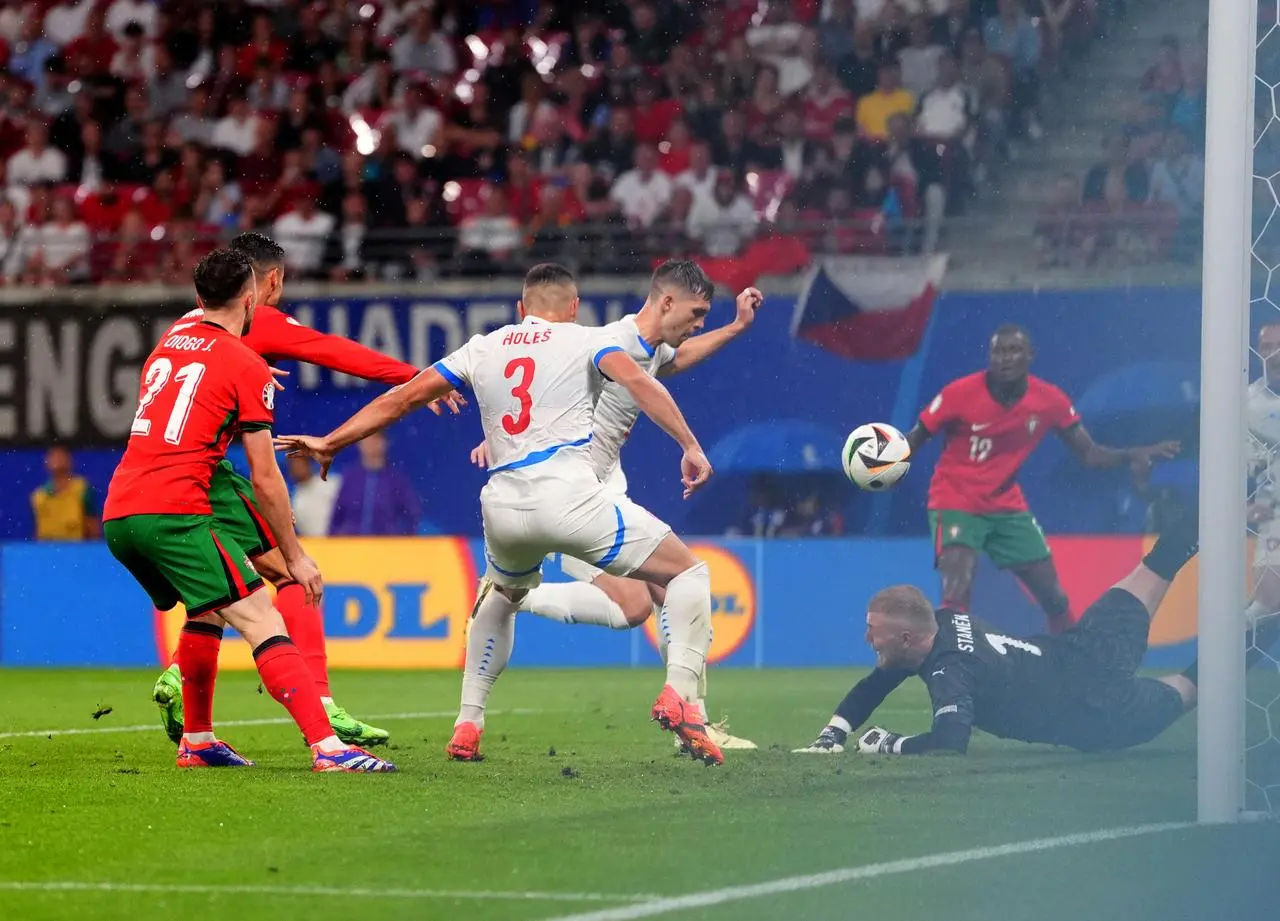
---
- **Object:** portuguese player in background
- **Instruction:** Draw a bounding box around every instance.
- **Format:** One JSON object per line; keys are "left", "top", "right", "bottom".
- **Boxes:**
{"left": 905, "top": 325, "right": 1179, "bottom": 633}
{"left": 150, "top": 233, "right": 464, "bottom": 747}
{"left": 103, "top": 249, "right": 395, "bottom": 772}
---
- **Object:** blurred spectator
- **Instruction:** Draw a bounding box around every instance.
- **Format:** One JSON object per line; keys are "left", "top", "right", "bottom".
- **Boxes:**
{"left": 10, "top": 11, "right": 58, "bottom": 88}
{"left": 104, "top": 85, "right": 150, "bottom": 160}
{"left": 777, "top": 492, "right": 844, "bottom": 537}
{"left": 274, "top": 197, "right": 336, "bottom": 279}
{"left": 838, "top": 24, "right": 881, "bottom": 98}
{"left": 8, "top": 121, "right": 66, "bottom": 186}
{"left": 25, "top": 194, "right": 90, "bottom": 286}
{"left": 747, "top": 63, "right": 786, "bottom": 136}
{"left": 384, "top": 84, "right": 443, "bottom": 158}
{"left": 856, "top": 62, "right": 915, "bottom": 141}
{"left": 982, "top": 0, "right": 1042, "bottom": 138}
{"left": 917, "top": 54, "right": 971, "bottom": 142}
{"left": 1034, "top": 174, "right": 1084, "bottom": 268}
{"left": 505, "top": 151, "right": 543, "bottom": 224}
{"left": 527, "top": 178, "right": 586, "bottom": 262}
{"left": 31, "top": 445, "right": 100, "bottom": 541}
{"left": 1170, "top": 62, "right": 1206, "bottom": 149}
{"left": 284, "top": 5, "right": 338, "bottom": 74}
{"left": 194, "top": 158, "right": 242, "bottom": 228}
{"left": 108, "top": 20, "right": 151, "bottom": 81}
{"left": 611, "top": 144, "right": 674, "bottom": 229}
{"left": 102, "top": 207, "right": 161, "bottom": 284}
{"left": 802, "top": 63, "right": 855, "bottom": 144}
{"left": 507, "top": 72, "right": 556, "bottom": 148}
{"left": 34, "top": 54, "right": 73, "bottom": 116}
{"left": 582, "top": 107, "right": 637, "bottom": 178}
{"left": 820, "top": 0, "right": 856, "bottom": 65}
{"left": 687, "top": 170, "right": 757, "bottom": 257}
{"left": 634, "top": 77, "right": 683, "bottom": 146}
{"left": 674, "top": 140, "right": 719, "bottom": 206}
{"left": 652, "top": 184, "right": 696, "bottom": 256}
{"left": 43, "top": 0, "right": 93, "bottom": 49}
{"left": 329, "top": 432, "right": 421, "bottom": 536}
{"left": 659, "top": 118, "right": 695, "bottom": 175}
{"left": 326, "top": 192, "right": 370, "bottom": 281}
{"left": 63, "top": 5, "right": 115, "bottom": 78}
{"left": 149, "top": 44, "right": 187, "bottom": 118}
{"left": 1082, "top": 134, "right": 1148, "bottom": 205}
{"left": 246, "top": 58, "right": 289, "bottom": 112}
{"left": 883, "top": 112, "right": 946, "bottom": 253}
{"left": 1140, "top": 36, "right": 1184, "bottom": 110}
{"left": 628, "top": 2, "right": 670, "bottom": 67}
{"left": 391, "top": 7, "right": 456, "bottom": 78}
{"left": 726, "top": 475, "right": 787, "bottom": 538}
{"left": 211, "top": 97, "right": 260, "bottom": 158}
{"left": 746, "top": 0, "right": 813, "bottom": 96}
{"left": 457, "top": 184, "right": 521, "bottom": 273}
{"left": 118, "top": 118, "right": 176, "bottom": 183}
{"left": 289, "top": 456, "right": 340, "bottom": 538}
{"left": 1147, "top": 128, "right": 1204, "bottom": 261}
{"left": 933, "top": 0, "right": 979, "bottom": 52}
{"left": 105, "top": 0, "right": 157, "bottom": 39}
{"left": 713, "top": 108, "right": 779, "bottom": 176}
{"left": 776, "top": 108, "right": 814, "bottom": 181}
{"left": 717, "top": 35, "right": 756, "bottom": 104}
{"left": 170, "top": 86, "right": 215, "bottom": 147}
{"left": 898, "top": 16, "right": 945, "bottom": 99}
{"left": 0, "top": 198, "right": 22, "bottom": 281}
{"left": 342, "top": 48, "right": 396, "bottom": 114}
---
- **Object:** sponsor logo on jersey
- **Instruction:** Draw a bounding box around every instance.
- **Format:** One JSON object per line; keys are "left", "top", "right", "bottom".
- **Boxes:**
{"left": 970, "top": 422, "right": 991, "bottom": 432}
{"left": 643, "top": 543, "right": 757, "bottom": 664}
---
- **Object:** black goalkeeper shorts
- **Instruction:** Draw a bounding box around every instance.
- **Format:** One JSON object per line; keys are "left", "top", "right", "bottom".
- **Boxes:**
{"left": 1053, "top": 588, "right": 1187, "bottom": 751}
{"left": 1058, "top": 678, "right": 1188, "bottom": 752}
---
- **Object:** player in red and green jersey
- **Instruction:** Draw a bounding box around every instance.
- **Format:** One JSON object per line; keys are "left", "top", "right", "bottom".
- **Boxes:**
{"left": 150, "top": 232, "right": 464, "bottom": 747}
{"left": 105, "top": 248, "right": 395, "bottom": 772}
{"left": 904, "top": 325, "right": 1180, "bottom": 633}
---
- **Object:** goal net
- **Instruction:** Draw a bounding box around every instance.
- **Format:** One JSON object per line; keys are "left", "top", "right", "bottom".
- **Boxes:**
{"left": 1248, "top": 0, "right": 1280, "bottom": 815}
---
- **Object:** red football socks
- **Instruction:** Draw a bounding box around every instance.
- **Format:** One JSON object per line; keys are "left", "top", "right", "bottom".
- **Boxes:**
{"left": 252, "top": 636, "right": 332, "bottom": 746}
{"left": 275, "top": 581, "right": 331, "bottom": 698}
{"left": 176, "top": 621, "right": 223, "bottom": 735}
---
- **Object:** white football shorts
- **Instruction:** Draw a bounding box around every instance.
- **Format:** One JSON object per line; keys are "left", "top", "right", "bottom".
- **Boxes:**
{"left": 481, "top": 472, "right": 670, "bottom": 590}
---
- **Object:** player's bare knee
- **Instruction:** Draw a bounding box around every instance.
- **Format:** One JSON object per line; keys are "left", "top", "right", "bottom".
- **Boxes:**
{"left": 219, "top": 589, "right": 286, "bottom": 646}
{"left": 187, "top": 611, "right": 226, "bottom": 630}
{"left": 614, "top": 583, "right": 656, "bottom": 627}
{"left": 495, "top": 584, "right": 528, "bottom": 605}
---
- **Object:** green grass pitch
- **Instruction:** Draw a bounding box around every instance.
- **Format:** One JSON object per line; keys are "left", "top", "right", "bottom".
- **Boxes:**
{"left": 0, "top": 667, "right": 1277, "bottom": 921}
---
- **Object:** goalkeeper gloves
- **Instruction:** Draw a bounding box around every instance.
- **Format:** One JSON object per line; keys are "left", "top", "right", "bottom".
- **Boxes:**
{"left": 857, "top": 726, "right": 907, "bottom": 754}
{"left": 792, "top": 724, "right": 848, "bottom": 753}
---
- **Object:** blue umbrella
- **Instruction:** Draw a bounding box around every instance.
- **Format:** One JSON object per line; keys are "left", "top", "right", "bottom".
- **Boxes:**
{"left": 708, "top": 421, "right": 846, "bottom": 474}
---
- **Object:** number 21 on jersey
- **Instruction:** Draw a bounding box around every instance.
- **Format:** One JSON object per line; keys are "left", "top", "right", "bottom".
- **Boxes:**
{"left": 502, "top": 357, "right": 535, "bottom": 435}
{"left": 131, "top": 357, "right": 207, "bottom": 445}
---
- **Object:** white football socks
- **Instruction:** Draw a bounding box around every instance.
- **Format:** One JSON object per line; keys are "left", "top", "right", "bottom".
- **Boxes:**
{"left": 524, "top": 582, "right": 630, "bottom": 629}
{"left": 659, "top": 562, "right": 711, "bottom": 702}
{"left": 456, "top": 588, "right": 520, "bottom": 728}
{"left": 657, "top": 604, "right": 712, "bottom": 717}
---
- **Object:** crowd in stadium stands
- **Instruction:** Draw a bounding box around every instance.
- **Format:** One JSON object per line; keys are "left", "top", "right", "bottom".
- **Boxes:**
{"left": 0, "top": 0, "right": 1130, "bottom": 287}
{"left": 1035, "top": 27, "right": 1207, "bottom": 268}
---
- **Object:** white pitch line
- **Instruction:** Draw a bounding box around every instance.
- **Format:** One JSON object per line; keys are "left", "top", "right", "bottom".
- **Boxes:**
{"left": 539, "top": 821, "right": 1197, "bottom": 921}
{"left": 0, "top": 709, "right": 540, "bottom": 741}
{"left": 0, "top": 881, "right": 657, "bottom": 903}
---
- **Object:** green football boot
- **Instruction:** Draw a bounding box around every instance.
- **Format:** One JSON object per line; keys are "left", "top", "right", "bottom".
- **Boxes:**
{"left": 152, "top": 663, "right": 184, "bottom": 745}
{"left": 324, "top": 700, "right": 390, "bottom": 747}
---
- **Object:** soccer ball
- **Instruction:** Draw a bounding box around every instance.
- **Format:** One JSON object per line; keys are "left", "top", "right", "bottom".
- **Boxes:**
{"left": 842, "top": 423, "right": 911, "bottom": 491}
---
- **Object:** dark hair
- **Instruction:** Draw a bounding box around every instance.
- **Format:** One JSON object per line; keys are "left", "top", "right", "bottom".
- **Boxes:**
{"left": 194, "top": 249, "right": 255, "bottom": 307}
{"left": 524, "top": 262, "right": 576, "bottom": 289}
{"left": 229, "top": 231, "right": 286, "bottom": 269}
{"left": 992, "top": 323, "right": 1031, "bottom": 344}
{"left": 651, "top": 260, "right": 714, "bottom": 302}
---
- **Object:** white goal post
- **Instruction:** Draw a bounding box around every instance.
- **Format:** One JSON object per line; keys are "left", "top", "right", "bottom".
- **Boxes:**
{"left": 1198, "top": 0, "right": 1255, "bottom": 824}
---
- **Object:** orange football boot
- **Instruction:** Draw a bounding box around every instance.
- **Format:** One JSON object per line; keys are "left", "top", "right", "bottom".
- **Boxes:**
{"left": 650, "top": 685, "right": 724, "bottom": 766}
{"left": 446, "top": 721, "right": 485, "bottom": 761}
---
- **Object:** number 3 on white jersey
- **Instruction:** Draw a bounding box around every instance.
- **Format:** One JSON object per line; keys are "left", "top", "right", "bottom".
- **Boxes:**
{"left": 131, "top": 358, "right": 207, "bottom": 445}
{"left": 985, "top": 633, "right": 1043, "bottom": 657}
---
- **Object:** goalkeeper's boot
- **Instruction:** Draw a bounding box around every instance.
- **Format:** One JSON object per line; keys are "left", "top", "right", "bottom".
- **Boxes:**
{"left": 312, "top": 745, "right": 397, "bottom": 773}
{"left": 792, "top": 725, "right": 847, "bottom": 754}
{"left": 446, "top": 722, "right": 485, "bottom": 762}
{"left": 324, "top": 700, "right": 390, "bottom": 747}
{"left": 176, "top": 738, "right": 255, "bottom": 768}
{"left": 152, "top": 663, "right": 184, "bottom": 745}
{"left": 673, "top": 708, "right": 758, "bottom": 752}
{"left": 651, "top": 685, "right": 723, "bottom": 766}
{"left": 708, "top": 715, "right": 758, "bottom": 751}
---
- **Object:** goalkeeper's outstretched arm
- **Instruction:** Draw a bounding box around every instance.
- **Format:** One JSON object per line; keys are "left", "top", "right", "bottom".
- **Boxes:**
{"left": 793, "top": 668, "right": 911, "bottom": 753}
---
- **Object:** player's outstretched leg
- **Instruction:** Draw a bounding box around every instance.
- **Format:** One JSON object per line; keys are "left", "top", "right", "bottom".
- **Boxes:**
{"left": 219, "top": 589, "right": 396, "bottom": 773}
{"left": 254, "top": 549, "right": 391, "bottom": 747}
{"left": 655, "top": 608, "right": 757, "bottom": 752}
{"left": 448, "top": 579, "right": 522, "bottom": 761}
{"left": 635, "top": 536, "right": 723, "bottom": 766}
{"left": 172, "top": 617, "right": 255, "bottom": 767}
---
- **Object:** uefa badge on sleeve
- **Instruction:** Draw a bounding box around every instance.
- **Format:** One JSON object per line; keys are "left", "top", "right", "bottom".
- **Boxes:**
{"left": 262, "top": 382, "right": 275, "bottom": 412}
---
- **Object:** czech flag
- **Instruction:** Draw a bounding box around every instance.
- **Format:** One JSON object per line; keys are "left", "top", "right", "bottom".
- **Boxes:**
{"left": 790, "top": 254, "right": 948, "bottom": 362}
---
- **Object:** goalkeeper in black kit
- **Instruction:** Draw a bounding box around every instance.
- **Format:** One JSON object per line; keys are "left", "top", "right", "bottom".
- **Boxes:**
{"left": 795, "top": 510, "right": 1203, "bottom": 755}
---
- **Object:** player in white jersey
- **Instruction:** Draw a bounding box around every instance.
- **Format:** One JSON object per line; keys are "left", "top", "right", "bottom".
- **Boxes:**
{"left": 1247, "top": 322, "right": 1280, "bottom": 644}
{"left": 467, "top": 262, "right": 764, "bottom": 750}
{"left": 277, "top": 264, "right": 728, "bottom": 765}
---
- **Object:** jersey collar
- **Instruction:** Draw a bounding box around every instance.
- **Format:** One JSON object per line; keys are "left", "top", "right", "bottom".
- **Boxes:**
{"left": 522, "top": 315, "right": 550, "bottom": 325}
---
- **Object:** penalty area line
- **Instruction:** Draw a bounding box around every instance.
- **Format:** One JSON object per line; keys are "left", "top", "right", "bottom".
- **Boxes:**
{"left": 0, "top": 709, "right": 541, "bottom": 740}
{"left": 539, "top": 821, "right": 1197, "bottom": 921}
{"left": 0, "top": 881, "right": 658, "bottom": 904}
